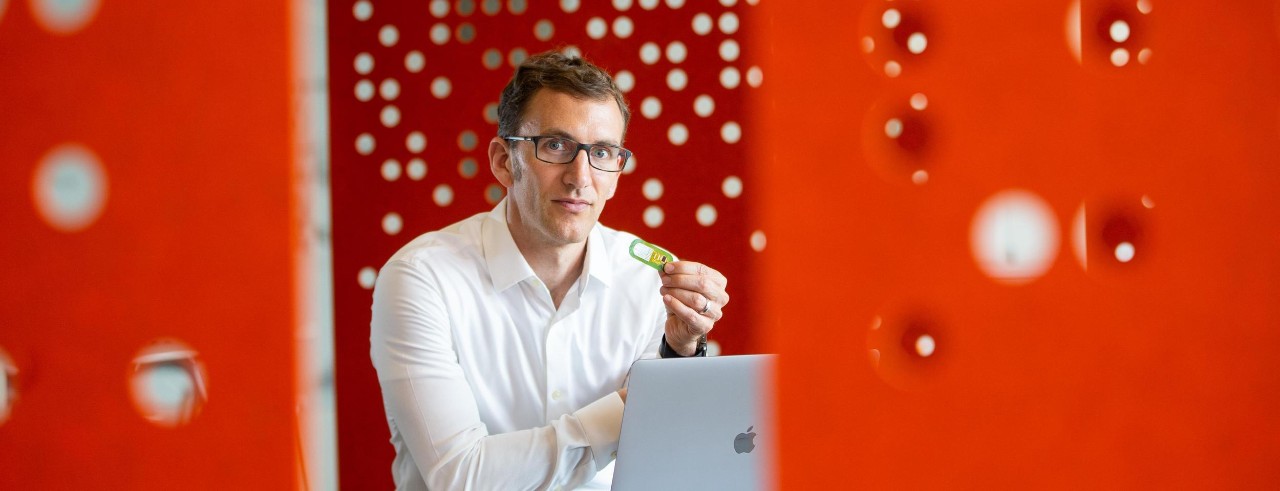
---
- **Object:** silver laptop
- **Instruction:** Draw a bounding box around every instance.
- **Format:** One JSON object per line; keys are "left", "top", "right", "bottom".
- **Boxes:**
{"left": 612, "top": 354, "right": 777, "bottom": 491}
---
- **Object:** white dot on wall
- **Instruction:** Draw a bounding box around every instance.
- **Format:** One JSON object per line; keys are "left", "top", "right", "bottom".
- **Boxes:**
{"left": 615, "top": 70, "right": 635, "bottom": 92}
{"left": 910, "top": 93, "right": 928, "bottom": 110}
{"left": 915, "top": 334, "right": 936, "bottom": 357}
{"left": 970, "top": 189, "right": 1061, "bottom": 285}
{"left": 381, "top": 159, "right": 402, "bottom": 181}
{"left": 430, "top": 23, "right": 450, "bottom": 45}
{"left": 718, "top": 12, "right": 739, "bottom": 34}
{"left": 666, "top": 41, "right": 688, "bottom": 63}
{"left": 693, "top": 94, "right": 715, "bottom": 117}
{"left": 354, "top": 52, "right": 374, "bottom": 74}
{"left": 885, "top": 118, "right": 904, "bottom": 138}
{"left": 722, "top": 175, "right": 743, "bottom": 198}
{"left": 433, "top": 184, "right": 454, "bottom": 207}
{"left": 353, "top": 1, "right": 373, "bottom": 21}
{"left": 32, "top": 0, "right": 100, "bottom": 35}
{"left": 640, "top": 42, "right": 661, "bottom": 64}
{"left": 912, "top": 169, "right": 929, "bottom": 185}
{"left": 666, "top": 69, "right": 688, "bottom": 91}
{"left": 1138, "top": 48, "right": 1153, "bottom": 65}
{"left": 668, "top": 124, "right": 689, "bottom": 145}
{"left": 561, "top": 0, "right": 580, "bottom": 13}
{"left": 613, "top": 16, "right": 634, "bottom": 38}
{"left": 696, "top": 204, "right": 718, "bottom": 226}
{"left": 639, "top": 0, "right": 659, "bottom": 9}
{"left": 1115, "top": 241, "right": 1136, "bottom": 263}
{"left": 641, "top": 97, "right": 662, "bottom": 119}
{"left": 613, "top": 0, "right": 633, "bottom": 10}
{"left": 355, "top": 79, "right": 375, "bottom": 101}
{"left": 406, "top": 132, "right": 427, "bottom": 153}
{"left": 407, "top": 158, "right": 427, "bottom": 180}
{"left": 562, "top": 45, "right": 581, "bottom": 58}
{"left": 382, "top": 212, "right": 403, "bottom": 235}
{"left": 405, "top": 50, "right": 425, "bottom": 72}
{"left": 906, "top": 32, "right": 927, "bottom": 54}
{"left": 358, "top": 267, "right": 378, "bottom": 289}
{"left": 862, "top": 36, "right": 875, "bottom": 53}
{"left": 32, "top": 144, "right": 108, "bottom": 232}
{"left": 430, "top": 0, "right": 450, "bottom": 17}
{"left": 642, "top": 178, "right": 664, "bottom": 200}
{"left": 884, "top": 60, "right": 902, "bottom": 77}
{"left": 1141, "top": 195, "right": 1155, "bottom": 209}
{"left": 356, "top": 133, "right": 376, "bottom": 155}
{"left": 750, "top": 230, "right": 766, "bottom": 252}
{"left": 380, "top": 78, "right": 401, "bottom": 100}
{"left": 586, "top": 17, "right": 607, "bottom": 39}
{"left": 692, "top": 13, "right": 712, "bottom": 35}
{"left": 1111, "top": 48, "right": 1130, "bottom": 67}
{"left": 379, "top": 24, "right": 400, "bottom": 47}
{"left": 746, "top": 66, "right": 763, "bottom": 88}
{"left": 720, "top": 0, "right": 737, "bottom": 5}
{"left": 1137, "top": 0, "right": 1152, "bottom": 14}
{"left": 623, "top": 155, "right": 638, "bottom": 174}
{"left": 1109, "top": 20, "right": 1131, "bottom": 43}
{"left": 643, "top": 205, "right": 665, "bottom": 228}
{"left": 720, "top": 66, "right": 741, "bottom": 89}
{"left": 431, "top": 77, "right": 453, "bottom": 98}
{"left": 534, "top": 19, "right": 555, "bottom": 41}
{"left": 721, "top": 121, "right": 742, "bottom": 144}
{"left": 664, "top": 0, "right": 685, "bottom": 8}
{"left": 881, "top": 8, "right": 901, "bottom": 29}
{"left": 719, "top": 39, "right": 741, "bottom": 62}
{"left": 380, "top": 105, "right": 401, "bottom": 127}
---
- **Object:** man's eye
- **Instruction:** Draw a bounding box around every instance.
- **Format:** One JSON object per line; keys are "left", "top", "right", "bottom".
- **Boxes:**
{"left": 591, "top": 147, "right": 611, "bottom": 159}
{"left": 545, "top": 139, "right": 567, "bottom": 151}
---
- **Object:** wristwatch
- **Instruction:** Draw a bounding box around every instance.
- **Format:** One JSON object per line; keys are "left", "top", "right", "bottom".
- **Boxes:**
{"left": 659, "top": 334, "right": 708, "bottom": 358}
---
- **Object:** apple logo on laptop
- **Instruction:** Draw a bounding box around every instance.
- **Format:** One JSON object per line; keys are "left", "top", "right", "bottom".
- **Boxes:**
{"left": 733, "top": 426, "right": 757, "bottom": 454}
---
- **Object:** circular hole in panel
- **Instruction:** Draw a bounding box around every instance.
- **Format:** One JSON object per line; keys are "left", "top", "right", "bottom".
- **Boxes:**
{"left": 380, "top": 78, "right": 401, "bottom": 100}
{"left": 640, "top": 42, "right": 661, "bottom": 64}
{"left": 882, "top": 8, "right": 901, "bottom": 29}
{"left": 483, "top": 49, "right": 502, "bottom": 69}
{"left": 668, "top": 123, "right": 689, "bottom": 145}
{"left": 640, "top": 0, "right": 659, "bottom": 8}
{"left": 884, "top": 60, "right": 902, "bottom": 77}
{"left": 430, "top": 0, "right": 449, "bottom": 17}
{"left": 720, "top": 66, "right": 741, "bottom": 89}
{"left": 866, "top": 311, "right": 947, "bottom": 392}
{"left": 719, "top": 39, "right": 741, "bottom": 62}
{"left": 562, "top": 45, "right": 581, "bottom": 58}
{"left": 1137, "top": 48, "right": 1152, "bottom": 64}
{"left": 615, "top": 70, "right": 636, "bottom": 92}
{"left": 643, "top": 205, "right": 665, "bottom": 228}
{"left": 862, "top": 36, "right": 875, "bottom": 53}
{"left": 665, "top": 0, "right": 685, "bottom": 8}
{"left": 1096, "top": 205, "right": 1148, "bottom": 267}
{"left": 430, "top": 23, "right": 450, "bottom": 44}
{"left": 458, "top": 158, "right": 479, "bottom": 178}
{"left": 382, "top": 212, "right": 403, "bottom": 235}
{"left": 642, "top": 178, "right": 664, "bottom": 200}
{"left": 613, "top": 0, "right": 632, "bottom": 11}
{"left": 407, "top": 158, "right": 427, "bottom": 180}
{"left": 693, "top": 94, "right": 715, "bottom": 117}
{"left": 909, "top": 92, "right": 928, "bottom": 110}
{"left": 969, "top": 189, "right": 1060, "bottom": 285}
{"left": 1110, "top": 48, "right": 1130, "bottom": 66}
{"left": 1114, "top": 241, "right": 1135, "bottom": 263}
{"left": 721, "top": 121, "right": 742, "bottom": 144}
{"left": 434, "top": 184, "right": 455, "bottom": 206}
{"left": 534, "top": 19, "right": 554, "bottom": 40}
{"left": 749, "top": 230, "right": 766, "bottom": 252}
{"left": 1137, "top": 0, "right": 1152, "bottom": 14}
{"left": 483, "top": 102, "right": 499, "bottom": 124}
{"left": 666, "top": 41, "right": 688, "bottom": 63}
{"left": 381, "top": 159, "right": 402, "bottom": 181}
{"left": 746, "top": 66, "right": 763, "bottom": 87}
{"left": 32, "top": 143, "right": 108, "bottom": 233}
{"left": 355, "top": 133, "right": 376, "bottom": 155}
{"left": 353, "top": 0, "right": 373, "bottom": 21}
{"left": 906, "top": 32, "right": 927, "bottom": 54}
{"left": 354, "top": 52, "right": 374, "bottom": 74}
{"left": 911, "top": 169, "right": 929, "bottom": 185}
{"left": 380, "top": 105, "right": 401, "bottom": 128}
{"left": 483, "top": 0, "right": 501, "bottom": 14}
{"left": 508, "top": 0, "right": 528, "bottom": 14}
{"left": 884, "top": 118, "right": 904, "bottom": 138}
{"left": 586, "top": 17, "right": 607, "bottom": 39}
{"left": 718, "top": 11, "right": 739, "bottom": 34}
{"left": 508, "top": 47, "right": 529, "bottom": 67}
{"left": 722, "top": 175, "right": 743, "bottom": 198}
{"left": 561, "top": 0, "right": 580, "bottom": 13}
{"left": 485, "top": 183, "right": 505, "bottom": 204}
{"left": 358, "top": 266, "right": 378, "bottom": 289}
{"left": 666, "top": 69, "right": 688, "bottom": 91}
{"left": 0, "top": 348, "right": 16, "bottom": 425}
{"left": 355, "top": 79, "right": 374, "bottom": 101}
{"left": 613, "top": 16, "right": 634, "bottom": 38}
{"left": 458, "top": 130, "right": 478, "bottom": 151}
{"left": 696, "top": 204, "right": 717, "bottom": 226}
{"left": 693, "top": 12, "right": 712, "bottom": 35}
{"left": 128, "top": 340, "right": 208, "bottom": 427}
{"left": 457, "top": 0, "right": 476, "bottom": 16}
{"left": 1109, "top": 19, "right": 1131, "bottom": 42}
{"left": 456, "top": 23, "right": 476, "bottom": 43}
{"left": 405, "top": 51, "right": 426, "bottom": 73}
{"left": 431, "top": 77, "right": 453, "bottom": 99}
{"left": 641, "top": 97, "right": 662, "bottom": 119}
{"left": 379, "top": 24, "right": 400, "bottom": 47}
{"left": 914, "top": 334, "right": 936, "bottom": 357}
{"left": 32, "top": 0, "right": 101, "bottom": 35}
{"left": 623, "top": 154, "right": 638, "bottom": 174}
{"left": 406, "top": 132, "right": 427, "bottom": 153}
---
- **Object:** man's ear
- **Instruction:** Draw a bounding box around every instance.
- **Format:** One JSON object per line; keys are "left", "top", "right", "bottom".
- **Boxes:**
{"left": 489, "top": 137, "right": 514, "bottom": 187}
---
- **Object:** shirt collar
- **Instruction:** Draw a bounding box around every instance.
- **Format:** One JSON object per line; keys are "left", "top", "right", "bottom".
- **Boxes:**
{"left": 481, "top": 198, "right": 614, "bottom": 292}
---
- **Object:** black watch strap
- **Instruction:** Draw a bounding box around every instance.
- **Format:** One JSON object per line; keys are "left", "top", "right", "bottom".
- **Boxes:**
{"left": 659, "top": 334, "right": 708, "bottom": 358}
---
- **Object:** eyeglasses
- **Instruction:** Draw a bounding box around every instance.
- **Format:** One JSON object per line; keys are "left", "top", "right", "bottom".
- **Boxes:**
{"left": 503, "top": 135, "right": 632, "bottom": 173}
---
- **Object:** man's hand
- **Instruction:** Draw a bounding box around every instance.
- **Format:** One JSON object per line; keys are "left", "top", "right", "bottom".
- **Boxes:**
{"left": 659, "top": 261, "right": 729, "bottom": 356}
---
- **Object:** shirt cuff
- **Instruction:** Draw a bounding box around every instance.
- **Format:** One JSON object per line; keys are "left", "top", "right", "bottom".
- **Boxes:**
{"left": 573, "top": 391, "right": 625, "bottom": 471}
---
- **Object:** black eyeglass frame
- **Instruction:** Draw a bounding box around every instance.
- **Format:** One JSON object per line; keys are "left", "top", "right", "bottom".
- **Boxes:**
{"left": 503, "top": 135, "right": 632, "bottom": 173}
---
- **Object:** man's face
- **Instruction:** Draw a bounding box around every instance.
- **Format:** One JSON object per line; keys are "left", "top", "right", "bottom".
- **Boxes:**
{"left": 491, "top": 89, "right": 625, "bottom": 249}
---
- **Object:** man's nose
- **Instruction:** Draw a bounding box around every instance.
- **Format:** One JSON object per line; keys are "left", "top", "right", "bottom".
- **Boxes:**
{"left": 563, "top": 147, "right": 594, "bottom": 186}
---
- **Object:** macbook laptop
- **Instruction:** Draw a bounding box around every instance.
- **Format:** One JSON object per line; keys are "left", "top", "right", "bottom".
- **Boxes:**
{"left": 612, "top": 354, "right": 777, "bottom": 491}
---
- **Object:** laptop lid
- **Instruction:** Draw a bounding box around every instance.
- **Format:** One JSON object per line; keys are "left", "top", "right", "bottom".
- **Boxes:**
{"left": 612, "top": 354, "right": 777, "bottom": 491}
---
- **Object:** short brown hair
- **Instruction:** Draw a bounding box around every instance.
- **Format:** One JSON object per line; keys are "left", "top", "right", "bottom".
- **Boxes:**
{"left": 496, "top": 51, "right": 631, "bottom": 138}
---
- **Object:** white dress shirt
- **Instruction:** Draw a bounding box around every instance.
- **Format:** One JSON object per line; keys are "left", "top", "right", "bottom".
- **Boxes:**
{"left": 371, "top": 199, "right": 668, "bottom": 490}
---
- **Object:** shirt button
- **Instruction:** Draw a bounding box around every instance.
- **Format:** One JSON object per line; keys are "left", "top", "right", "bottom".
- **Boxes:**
{"left": 551, "top": 390, "right": 563, "bottom": 401}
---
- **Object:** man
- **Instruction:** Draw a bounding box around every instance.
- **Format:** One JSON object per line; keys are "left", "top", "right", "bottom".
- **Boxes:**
{"left": 370, "top": 52, "right": 730, "bottom": 490}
